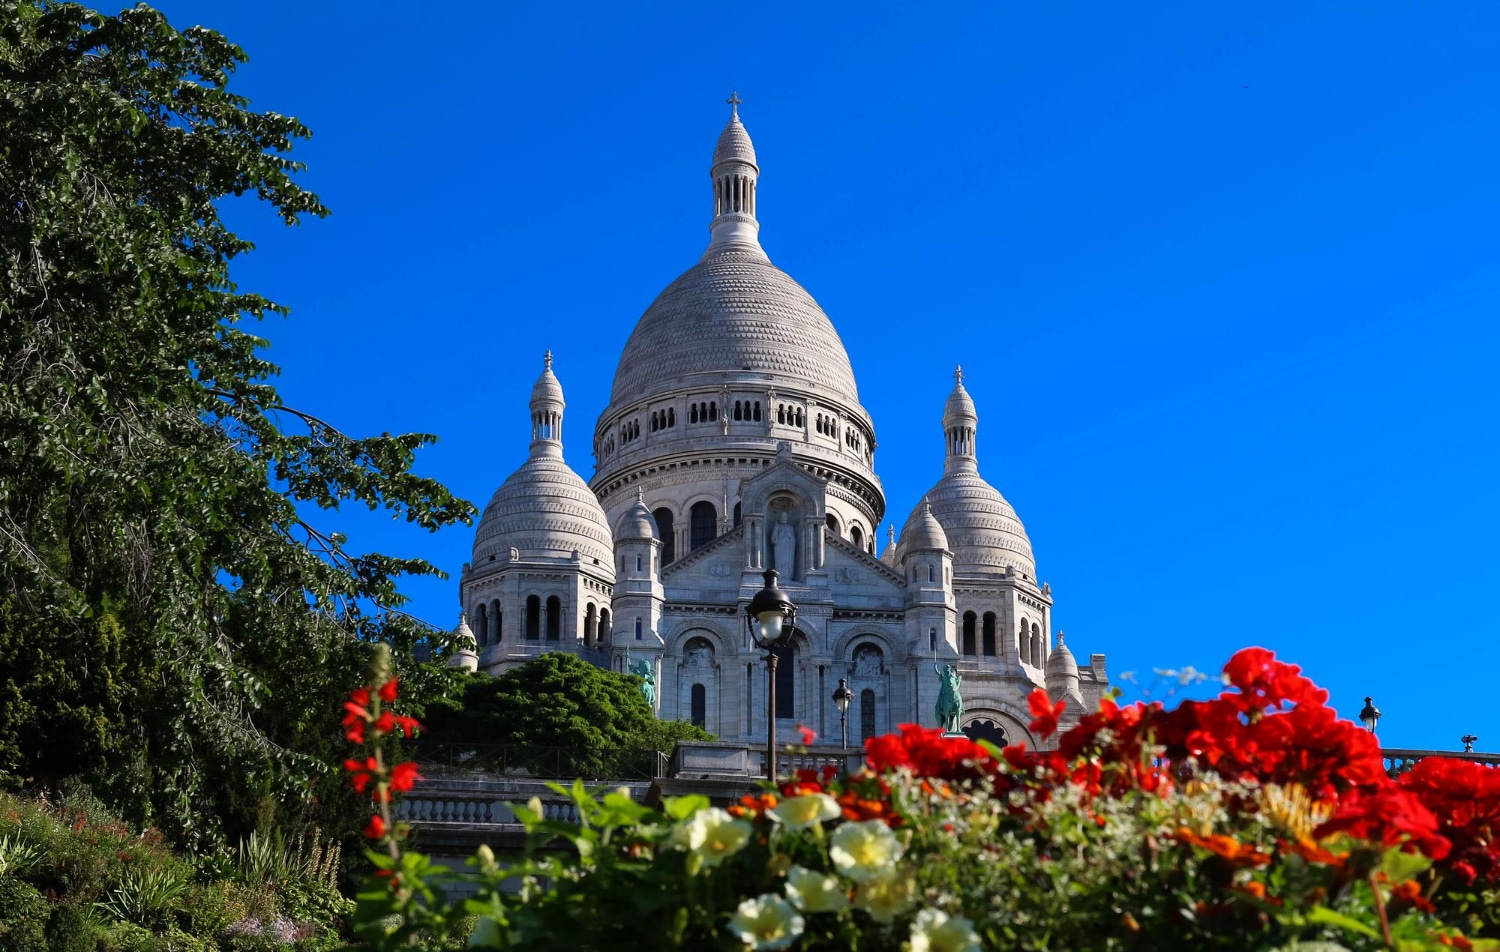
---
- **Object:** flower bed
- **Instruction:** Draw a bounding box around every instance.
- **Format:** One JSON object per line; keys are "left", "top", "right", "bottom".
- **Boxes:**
{"left": 344, "top": 647, "right": 1500, "bottom": 950}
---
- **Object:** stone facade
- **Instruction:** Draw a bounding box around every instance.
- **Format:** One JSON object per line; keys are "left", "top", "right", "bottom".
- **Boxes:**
{"left": 455, "top": 103, "right": 1108, "bottom": 750}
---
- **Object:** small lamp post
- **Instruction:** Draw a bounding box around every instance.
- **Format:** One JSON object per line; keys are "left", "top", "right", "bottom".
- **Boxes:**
{"left": 1462, "top": 734, "right": 1478, "bottom": 753}
{"left": 746, "top": 569, "right": 797, "bottom": 779}
{"left": 832, "top": 678, "right": 854, "bottom": 750}
{"left": 1359, "top": 696, "right": 1382, "bottom": 735}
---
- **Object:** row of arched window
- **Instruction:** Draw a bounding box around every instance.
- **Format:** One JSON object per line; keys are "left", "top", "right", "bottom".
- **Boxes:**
{"left": 689, "top": 401, "right": 719, "bottom": 424}
{"left": 1018, "top": 619, "right": 1044, "bottom": 666}
{"left": 620, "top": 419, "right": 640, "bottom": 444}
{"left": 961, "top": 611, "right": 1000, "bottom": 657}
{"left": 824, "top": 514, "right": 873, "bottom": 554}
{"left": 732, "top": 400, "right": 762, "bottom": 421}
{"left": 844, "top": 426, "right": 862, "bottom": 452}
{"left": 650, "top": 408, "right": 676, "bottom": 432}
{"left": 815, "top": 413, "right": 835, "bottom": 436}
{"left": 776, "top": 404, "right": 806, "bottom": 427}
{"left": 474, "top": 595, "right": 598, "bottom": 646}
{"left": 714, "top": 173, "right": 755, "bottom": 217}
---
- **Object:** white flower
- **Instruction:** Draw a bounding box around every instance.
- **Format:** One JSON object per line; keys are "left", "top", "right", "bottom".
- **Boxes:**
{"left": 784, "top": 865, "right": 850, "bottom": 913}
{"left": 854, "top": 875, "right": 915, "bottom": 923}
{"left": 727, "top": 894, "right": 805, "bottom": 951}
{"left": 769, "top": 793, "right": 842, "bottom": 831}
{"left": 669, "top": 807, "right": 752, "bottom": 868}
{"left": 828, "top": 819, "right": 904, "bottom": 883}
{"left": 907, "top": 907, "right": 981, "bottom": 952}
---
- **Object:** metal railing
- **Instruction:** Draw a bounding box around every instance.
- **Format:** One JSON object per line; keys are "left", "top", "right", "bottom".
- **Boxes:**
{"left": 417, "top": 744, "right": 669, "bottom": 781}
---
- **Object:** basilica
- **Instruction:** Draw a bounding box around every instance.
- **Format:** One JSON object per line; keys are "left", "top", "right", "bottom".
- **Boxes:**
{"left": 450, "top": 102, "right": 1108, "bottom": 750}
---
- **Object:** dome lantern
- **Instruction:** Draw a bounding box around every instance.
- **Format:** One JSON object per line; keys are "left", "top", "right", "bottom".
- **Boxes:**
{"left": 943, "top": 365, "right": 979, "bottom": 474}
{"left": 529, "top": 350, "right": 565, "bottom": 457}
{"left": 708, "top": 92, "right": 762, "bottom": 255}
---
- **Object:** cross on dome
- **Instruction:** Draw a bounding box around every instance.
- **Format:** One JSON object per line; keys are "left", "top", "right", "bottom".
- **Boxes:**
{"left": 954, "top": 365, "right": 964, "bottom": 384}
{"left": 726, "top": 90, "right": 742, "bottom": 117}
{"left": 544, "top": 349, "right": 553, "bottom": 369}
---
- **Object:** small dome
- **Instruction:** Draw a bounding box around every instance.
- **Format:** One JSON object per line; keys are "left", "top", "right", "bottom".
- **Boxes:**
{"left": 615, "top": 490, "right": 659, "bottom": 541}
{"left": 473, "top": 457, "right": 614, "bottom": 567}
{"left": 713, "top": 113, "right": 757, "bottom": 170}
{"left": 879, "top": 524, "right": 898, "bottom": 566}
{"left": 449, "top": 614, "right": 478, "bottom": 671}
{"left": 897, "top": 499, "right": 948, "bottom": 556}
{"left": 944, "top": 366, "right": 977, "bottom": 427}
{"left": 530, "top": 351, "right": 565, "bottom": 411}
{"left": 1045, "top": 634, "right": 1081, "bottom": 703}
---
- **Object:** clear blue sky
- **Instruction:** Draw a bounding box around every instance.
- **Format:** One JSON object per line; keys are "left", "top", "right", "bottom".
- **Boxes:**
{"left": 151, "top": 2, "right": 1499, "bottom": 752}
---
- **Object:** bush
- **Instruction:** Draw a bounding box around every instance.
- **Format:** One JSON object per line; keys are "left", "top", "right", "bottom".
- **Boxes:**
{"left": 0, "top": 876, "right": 50, "bottom": 951}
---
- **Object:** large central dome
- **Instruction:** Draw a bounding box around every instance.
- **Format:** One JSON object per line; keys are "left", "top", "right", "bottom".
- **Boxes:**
{"left": 609, "top": 247, "right": 861, "bottom": 407}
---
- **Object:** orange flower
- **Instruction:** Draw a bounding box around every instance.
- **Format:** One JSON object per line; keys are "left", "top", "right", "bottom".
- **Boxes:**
{"left": 1280, "top": 837, "right": 1347, "bottom": 868}
{"left": 1174, "top": 828, "right": 1271, "bottom": 867}
{"left": 1391, "top": 879, "right": 1435, "bottom": 914}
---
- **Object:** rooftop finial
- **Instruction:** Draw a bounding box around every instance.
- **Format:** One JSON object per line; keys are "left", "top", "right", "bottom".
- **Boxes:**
{"left": 888, "top": 524, "right": 896, "bottom": 545}
{"left": 954, "top": 364, "right": 963, "bottom": 385}
{"left": 543, "top": 349, "right": 553, "bottom": 370}
{"left": 636, "top": 486, "right": 644, "bottom": 503}
{"left": 727, "top": 90, "right": 742, "bottom": 118}
{"left": 1056, "top": 631, "right": 1066, "bottom": 647}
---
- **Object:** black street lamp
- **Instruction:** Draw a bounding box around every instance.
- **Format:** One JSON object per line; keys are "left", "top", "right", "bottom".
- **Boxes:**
{"left": 746, "top": 569, "right": 797, "bottom": 779}
{"left": 832, "top": 678, "right": 854, "bottom": 750}
{"left": 1462, "top": 734, "right": 1478, "bottom": 753}
{"left": 1359, "top": 696, "right": 1382, "bottom": 735}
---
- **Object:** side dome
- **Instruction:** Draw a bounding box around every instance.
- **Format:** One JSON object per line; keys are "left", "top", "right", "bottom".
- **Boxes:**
{"left": 471, "top": 354, "right": 615, "bottom": 569}
{"left": 908, "top": 369, "right": 1037, "bottom": 579}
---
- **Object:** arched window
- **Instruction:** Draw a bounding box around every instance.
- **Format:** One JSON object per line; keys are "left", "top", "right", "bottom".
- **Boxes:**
{"left": 635, "top": 554, "right": 642, "bottom": 572}
{"left": 526, "top": 595, "right": 541, "bottom": 640}
{"left": 927, "top": 564, "right": 934, "bottom": 583}
{"left": 964, "top": 719, "right": 1008, "bottom": 748}
{"left": 708, "top": 401, "right": 718, "bottom": 421}
{"left": 850, "top": 525, "right": 864, "bottom": 549}
{"left": 584, "top": 603, "right": 597, "bottom": 648}
{"left": 1018, "top": 619, "right": 1029, "bottom": 664}
{"left": 962, "top": 611, "right": 977, "bottom": 656}
{"left": 489, "top": 599, "right": 502, "bottom": 643}
{"left": 474, "top": 603, "right": 488, "bottom": 647}
{"left": 545, "top": 596, "right": 562, "bottom": 641}
{"left": 668, "top": 408, "right": 675, "bottom": 427}
{"left": 753, "top": 402, "right": 762, "bottom": 421}
{"left": 796, "top": 408, "right": 805, "bottom": 427}
{"left": 690, "top": 404, "right": 699, "bottom": 424}
{"left": 860, "top": 689, "right": 876, "bottom": 743}
{"left": 825, "top": 513, "right": 839, "bottom": 534}
{"left": 772, "top": 643, "right": 795, "bottom": 719}
{"left": 653, "top": 508, "right": 675, "bottom": 564}
{"left": 733, "top": 400, "right": 743, "bottom": 420}
{"left": 634, "top": 617, "right": 643, "bottom": 641}
{"left": 690, "top": 501, "right": 717, "bottom": 551}
{"left": 690, "top": 684, "right": 707, "bottom": 728}
{"left": 733, "top": 501, "right": 742, "bottom": 527}
{"left": 599, "top": 608, "right": 611, "bottom": 643}
{"left": 1032, "top": 623, "right": 1043, "bottom": 666}
{"left": 982, "top": 612, "right": 997, "bottom": 657}
{"left": 777, "top": 405, "right": 786, "bottom": 424}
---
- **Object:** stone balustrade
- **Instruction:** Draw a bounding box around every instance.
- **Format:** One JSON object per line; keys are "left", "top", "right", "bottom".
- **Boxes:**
{"left": 1381, "top": 748, "right": 1500, "bottom": 777}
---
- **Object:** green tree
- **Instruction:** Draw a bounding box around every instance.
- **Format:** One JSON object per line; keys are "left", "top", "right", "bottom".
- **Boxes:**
{"left": 421, "top": 653, "right": 712, "bottom": 778}
{"left": 0, "top": 2, "right": 475, "bottom": 852}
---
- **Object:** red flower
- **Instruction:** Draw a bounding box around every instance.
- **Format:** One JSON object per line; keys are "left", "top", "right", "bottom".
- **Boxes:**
{"left": 796, "top": 724, "right": 817, "bottom": 746}
{"left": 1220, "top": 647, "right": 1328, "bottom": 714}
{"left": 374, "top": 712, "right": 422, "bottom": 738}
{"left": 343, "top": 689, "right": 373, "bottom": 744}
{"left": 389, "top": 761, "right": 421, "bottom": 794}
{"left": 1316, "top": 787, "right": 1450, "bottom": 860}
{"left": 363, "top": 815, "right": 387, "bottom": 839}
{"left": 378, "top": 678, "right": 399, "bottom": 703}
{"left": 1028, "top": 689, "right": 1065, "bottom": 740}
{"left": 345, "top": 757, "right": 378, "bottom": 793}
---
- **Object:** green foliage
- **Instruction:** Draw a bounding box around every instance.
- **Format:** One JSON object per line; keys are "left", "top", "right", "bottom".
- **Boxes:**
{"left": 96, "top": 865, "right": 189, "bottom": 929}
{"left": 0, "top": 0, "right": 475, "bottom": 852}
{"left": 420, "top": 653, "right": 712, "bottom": 765}
{"left": 0, "top": 875, "right": 51, "bottom": 950}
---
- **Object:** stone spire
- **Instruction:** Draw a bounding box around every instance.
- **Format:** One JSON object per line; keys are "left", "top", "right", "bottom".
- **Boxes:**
{"left": 529, "top": 350, "right": 566, "bottom": 457}
{"left": 707, "top": 92, "right": 762, "bottom": 255}
{"left": 943, "top": 365, "right": 979, "bottom": 474}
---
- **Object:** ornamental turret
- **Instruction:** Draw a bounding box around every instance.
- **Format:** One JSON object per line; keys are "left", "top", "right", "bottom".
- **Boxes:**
{"left": 530, "top": 350, "right": 565, "bottom": 457}
{"left": 944, "top": 365, "right": 978, "bottom": 474}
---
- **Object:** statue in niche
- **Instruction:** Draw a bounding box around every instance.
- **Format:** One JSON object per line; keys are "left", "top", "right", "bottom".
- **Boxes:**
{"left": 770, "top": 511, "right": 797, "bottom": 578}
{"left": 629, "top": 658, "right": 656, "bottom": 710}
{"left": 684, "top": 639, "right": 713, "bottom": 668}
{"left": 852, "top": 644, "right": 882, "bottom": 678}
{"left": 934, "top": 663, "right": 964, "bottom": 734}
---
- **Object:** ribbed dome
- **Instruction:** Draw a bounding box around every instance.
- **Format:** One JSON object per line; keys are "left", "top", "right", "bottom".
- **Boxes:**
{"left": 713, "top": 114, "right": 757, "bottom": 169}
{"left": 473, "top": 457, "right": 615, "bottom": 567}
{"left": 614, "top": 491, "right": 659, "bottom": 541}
{"left": 910, "top": 471, "right": 1036, "bottom": 578}
{"left": 530, "top": 352, "right": 564, "bottom": 410}
{"left": 896, "top": 499, "right": 949, "bottom": 556}
{"left": 610, "top": 248, "right": 862, "bottom": 407}
{"left": 1046, "top": 635, "right": 1081, "bottom": 703}
{"left": 944, "top": 368, "right": 977, "bottom": 427}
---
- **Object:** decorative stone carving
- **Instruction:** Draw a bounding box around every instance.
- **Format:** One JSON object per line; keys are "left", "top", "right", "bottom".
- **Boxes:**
{"left": 770, "top": 511, "right": 796, "bottom": 577}
{"left": 853, "top": 644, "right": 883, "bottom": 678}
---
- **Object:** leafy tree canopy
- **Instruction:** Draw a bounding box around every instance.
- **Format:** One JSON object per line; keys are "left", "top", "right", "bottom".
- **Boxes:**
{"left": 422, "top": 653, "right": 713, "bottom": 757}
{"left": 0, "top": 2, "right": 475, "bottom": 852}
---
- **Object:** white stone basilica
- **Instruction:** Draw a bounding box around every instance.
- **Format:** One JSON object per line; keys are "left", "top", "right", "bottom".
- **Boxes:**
{"left": 452, "top": 103, "right": 1108, "bottom": 750}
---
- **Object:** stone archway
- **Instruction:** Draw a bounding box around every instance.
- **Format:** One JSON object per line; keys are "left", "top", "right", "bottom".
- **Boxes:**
{"left": 962, "top": 718, "right": 1008, "bottom": 748}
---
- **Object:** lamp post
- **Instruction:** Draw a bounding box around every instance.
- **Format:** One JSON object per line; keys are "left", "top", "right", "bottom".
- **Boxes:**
{"left": 1359, "top": 696, "right": 1382, "bottom": 735}
{"left": 832, "top": 678, "right": 854, "bottom": 750}
{"left": 746, "top": 569, "right": 797, "bottom": 780}
{"left": 1462, "top": 734, "right": 1478, "bottom": 753}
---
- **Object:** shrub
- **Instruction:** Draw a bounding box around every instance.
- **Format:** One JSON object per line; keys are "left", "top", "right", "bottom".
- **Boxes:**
{"left": 0, "top": 876, "right": 50, "bottom": 950}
